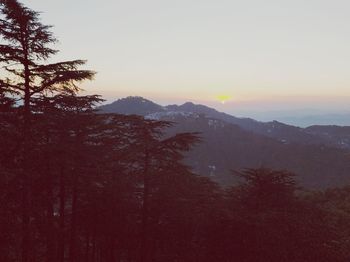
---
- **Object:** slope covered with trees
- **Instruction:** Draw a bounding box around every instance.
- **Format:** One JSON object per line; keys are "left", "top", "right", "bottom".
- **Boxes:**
{"left": 100, "top": 97, "right": 350, "bottom": 189}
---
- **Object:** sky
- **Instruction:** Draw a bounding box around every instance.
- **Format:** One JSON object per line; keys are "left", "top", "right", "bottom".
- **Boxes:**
{"left": 21, "top": 0, "right": 350, "bottom": 123}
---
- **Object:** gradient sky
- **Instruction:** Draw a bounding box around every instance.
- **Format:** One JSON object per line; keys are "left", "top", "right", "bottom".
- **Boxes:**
{"left": 21, "top": 0, "right": 350, "bottom": 118}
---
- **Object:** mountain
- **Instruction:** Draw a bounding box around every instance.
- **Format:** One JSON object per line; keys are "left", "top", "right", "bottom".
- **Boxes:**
{"left": 276, "top": 113, "right": 350, "bottom": 127}
{"left": 164, "top": 114, "right": 350, "bottom": 188}
{"left": 305, "top": 125, "right": 350, "bottom": 148}
{"left": 166, "top": 101, "right": 350, "bottom": 149}
{"left": 98, "top": 97, "right": 350, "bottom": 188}
{"left": 98, "top": 96, "right": 165, "bottom": 115}
{"left": 100, "top": 97, "right": 350, "bottom": 150}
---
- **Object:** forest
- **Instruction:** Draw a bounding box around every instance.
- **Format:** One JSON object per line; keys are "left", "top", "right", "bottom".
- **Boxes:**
{"left": 1, "top": 1, "right": 350, "bottom": 261}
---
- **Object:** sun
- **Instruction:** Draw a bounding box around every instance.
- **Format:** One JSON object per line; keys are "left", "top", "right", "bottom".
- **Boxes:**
{"left": 216, "top": 95, "right": 231, "bottom": 104}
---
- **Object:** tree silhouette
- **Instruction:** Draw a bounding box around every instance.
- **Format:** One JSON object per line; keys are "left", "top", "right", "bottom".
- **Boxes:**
{"left": 0, "top": 0, "right": 94, "bottom": 114}
{"left": 0, "top": 1, "right": 94, "bottom": 261}
{"left": 225, "top": 168, "right": 341, "bottom": 262}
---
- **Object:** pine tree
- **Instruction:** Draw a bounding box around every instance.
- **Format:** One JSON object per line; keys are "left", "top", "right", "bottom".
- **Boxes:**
{"left": 0, "top": 1, "right": 95, "bottom": 261}
{"left": 0, "top": 0, "right": 94, "bottom": 115}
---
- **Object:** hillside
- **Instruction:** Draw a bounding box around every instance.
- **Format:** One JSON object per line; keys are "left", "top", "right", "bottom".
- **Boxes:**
{"left": 99, "top": 97, "right": 350, "bottom": 188}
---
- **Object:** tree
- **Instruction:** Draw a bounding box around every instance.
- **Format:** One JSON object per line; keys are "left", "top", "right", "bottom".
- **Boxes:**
{"left": 0, "top": 0, "right": 94, "bottom": 115}
{"left": 0, "top": 1, "right": 95, "bottom": 261}
{"left": 136, "top": 125, "right": 199, "bottom": 262}
{"left": 233, "top": 168, "right": 297, "bottom": 211}
{"left": 225, "top": 168, "right": 340, "bottom": 262}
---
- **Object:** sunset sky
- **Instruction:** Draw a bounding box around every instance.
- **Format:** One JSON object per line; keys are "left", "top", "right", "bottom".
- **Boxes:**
{"left": 22, "top": 0, "right": 350, "bottom": 120}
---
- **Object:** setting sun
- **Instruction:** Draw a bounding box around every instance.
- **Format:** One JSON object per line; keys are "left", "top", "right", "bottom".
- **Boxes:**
{"left": 216, "top": 95, "right": 232, "bottom": 104}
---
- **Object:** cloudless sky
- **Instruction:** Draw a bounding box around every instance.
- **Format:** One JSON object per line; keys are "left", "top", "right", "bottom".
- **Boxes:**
{"left": 21, "top": 0, "right": 350, "bottom": 119}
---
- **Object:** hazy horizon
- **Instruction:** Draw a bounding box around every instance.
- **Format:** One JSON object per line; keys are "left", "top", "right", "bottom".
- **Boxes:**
{"left": 103, "top": 95, "right": 350, "bottom": 127}
{"left": 21, "top": 0, "right": 350, "bottom": 122}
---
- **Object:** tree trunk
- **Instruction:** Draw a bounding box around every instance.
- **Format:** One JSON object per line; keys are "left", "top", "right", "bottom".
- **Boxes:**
{"left": 91, "top": 214, "right": 97, "bottom": 262}
{"left": 21, "top": 57, "right": 32, "bottom": 262}
{"left": 69, "top": 171, "right": 78, "bottom": 262}
{"left": 140, "top": 150, "right": 150, "bottom": 262}
{"left": 58, "top": 165, "right": 66, "bottom": 262}
{"left": 46, "top": 165, "right": 55, "bottom": 262}
{"left": 85, "top": 231, "right": 90, "bottom": 262}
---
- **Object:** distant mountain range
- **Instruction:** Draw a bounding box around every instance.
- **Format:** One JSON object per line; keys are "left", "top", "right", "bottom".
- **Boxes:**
{"left": 261, "top": 112, "right": 350, "bottom": 128}
{"left": 99, "top": 96, "right": 350, "bottom": 189}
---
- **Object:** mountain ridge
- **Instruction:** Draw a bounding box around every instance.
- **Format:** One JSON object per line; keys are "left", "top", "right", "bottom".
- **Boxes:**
{"left": 99, "top": 96, "right": 350, "bottom": 150}
{"left": 97, "top": 96, "right": 350, "bottom": 188}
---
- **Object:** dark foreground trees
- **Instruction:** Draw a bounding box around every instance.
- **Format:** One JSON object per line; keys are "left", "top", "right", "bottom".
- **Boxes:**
{"left": 0, "top": 1, "right": 94, "bottom": 261}
{"left": 0, "top": 93, "right": 203, "bottom": 261}
{"left": 223, "top": 168, "right": 342, "bottom": 262}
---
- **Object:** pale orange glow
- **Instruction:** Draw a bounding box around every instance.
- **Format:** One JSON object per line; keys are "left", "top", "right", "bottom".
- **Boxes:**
{"left": 216, "top": 95, "right": 232, "bottom": 104}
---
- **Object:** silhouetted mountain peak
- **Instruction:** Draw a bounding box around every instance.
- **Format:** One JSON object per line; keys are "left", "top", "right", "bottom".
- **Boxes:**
{"left": 98, "top": 96, "right": 165, "bottom": 115}
{"left": 182, "top": 101, "right": 195, "bottom": 107}
{"left": 166, "top": 101, "right": 223, "bottom": 118}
